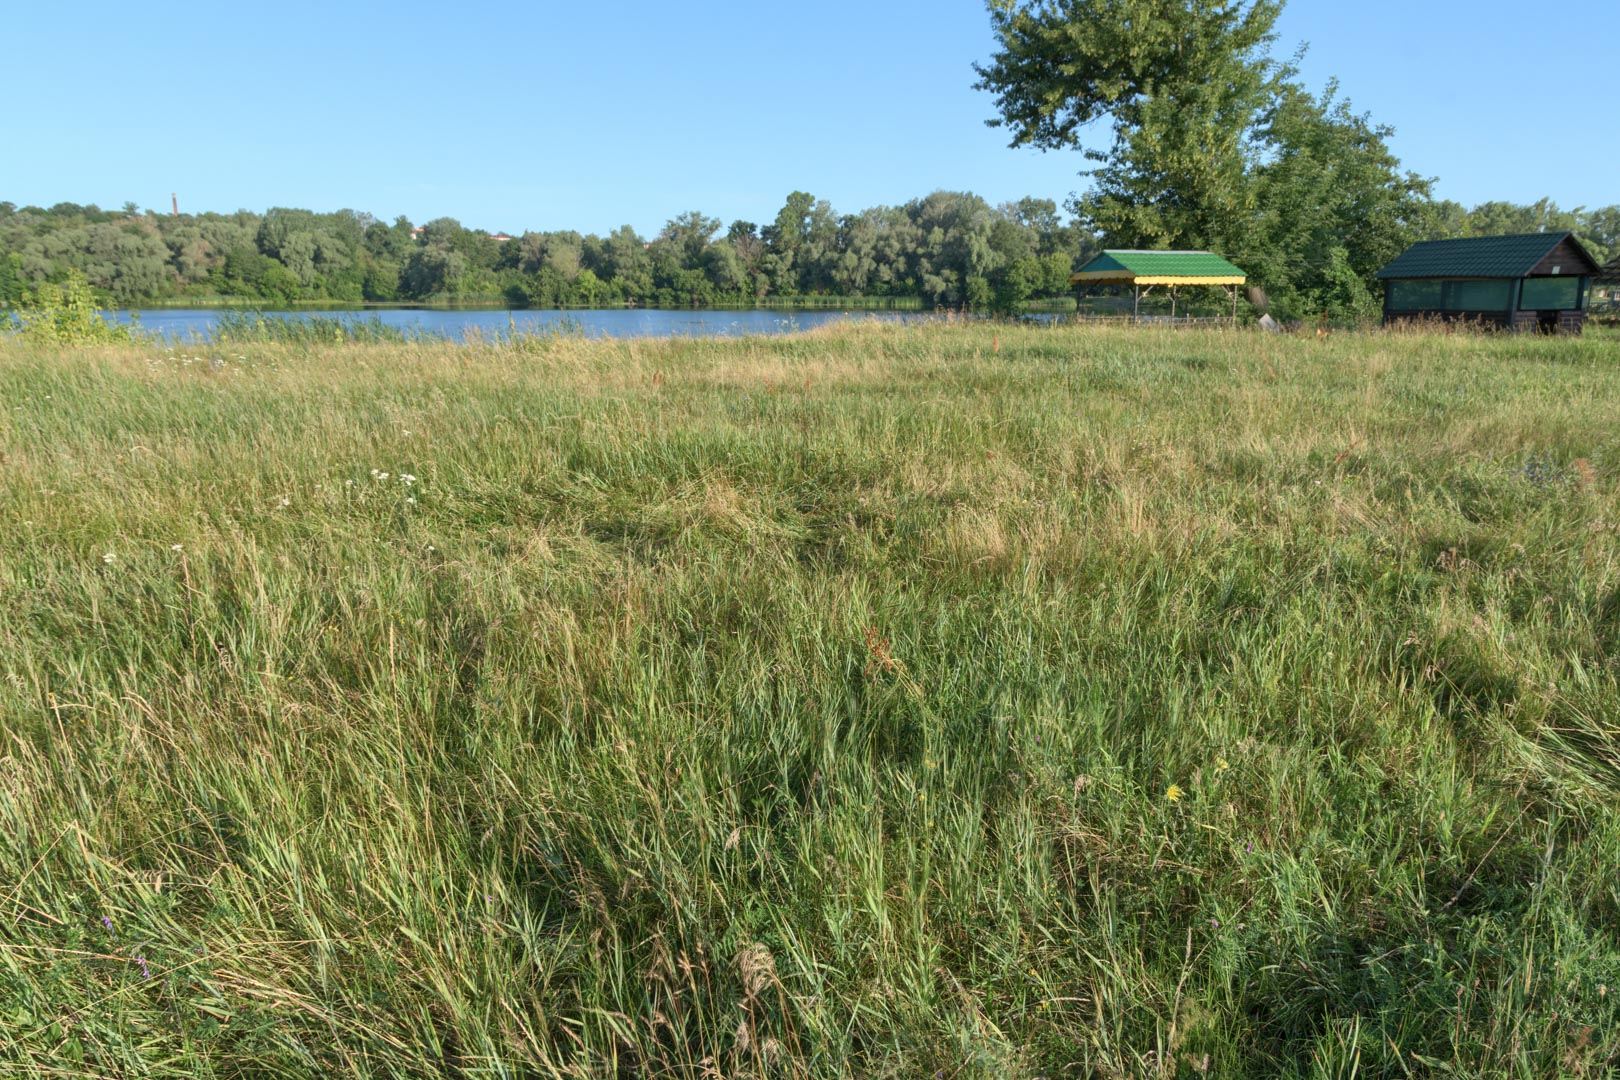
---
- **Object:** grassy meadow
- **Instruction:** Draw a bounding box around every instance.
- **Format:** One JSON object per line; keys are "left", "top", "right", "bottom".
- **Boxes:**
{"left": 2, "top": 320, "right": 1619, "bottom": 1077}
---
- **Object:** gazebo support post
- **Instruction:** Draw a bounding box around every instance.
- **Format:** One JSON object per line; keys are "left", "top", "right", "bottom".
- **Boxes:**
{"left": 1133, "top": 284, "right": 1139, "bottom": 324}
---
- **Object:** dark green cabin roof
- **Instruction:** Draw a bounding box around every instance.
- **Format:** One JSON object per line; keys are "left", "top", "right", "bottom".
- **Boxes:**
{"left": 1375, "top": 232, "right": 1584, "bottom": 280}
{"left": 1072, "top": 250, "right": 1246, "bottom": 280}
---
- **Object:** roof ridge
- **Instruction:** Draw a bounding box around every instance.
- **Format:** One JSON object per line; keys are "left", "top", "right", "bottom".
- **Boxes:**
{"left": 1408, "top": 231, "right": 1568, "bottom": 245}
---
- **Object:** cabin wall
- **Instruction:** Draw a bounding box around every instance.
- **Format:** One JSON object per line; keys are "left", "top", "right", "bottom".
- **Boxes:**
{"left": 1382, "top": 309, "right": 1513, "bottom": 328}
{"left": 1381, "top": 308, "right": 1583, "bottom": 335}
{"left": 1529, "top": 237, "right": 1599, "bottom": 277}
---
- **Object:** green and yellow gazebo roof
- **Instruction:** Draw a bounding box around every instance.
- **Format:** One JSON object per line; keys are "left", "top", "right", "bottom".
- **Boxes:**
{"left": 1069, "top": 250, "right": 1247, "bottom": 287}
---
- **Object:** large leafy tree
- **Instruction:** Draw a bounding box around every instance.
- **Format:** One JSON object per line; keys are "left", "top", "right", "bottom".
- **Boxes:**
{"left": 974, "top": 0, "right": 1284, "bottom": 158}
{"left": 975, "top": 0, "right": 1436, "bottom": 318}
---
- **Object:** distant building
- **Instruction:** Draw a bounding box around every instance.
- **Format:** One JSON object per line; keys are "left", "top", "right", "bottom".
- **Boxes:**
{"left": 488, "top": 233, "right": 512, "bottom": 242}
{"left": 1376, "top": 232, "right": 1600, "bottom": 334}
{"left": 1598, "top": 255, "right": 1620, "bottom": 306}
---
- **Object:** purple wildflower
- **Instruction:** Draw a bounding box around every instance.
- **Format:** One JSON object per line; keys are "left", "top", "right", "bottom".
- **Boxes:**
{"left": 101, "top": 915, "right": 114, "bottom": 933}
{"left": 136, "top": 955, "right": 150, "bottom": 980}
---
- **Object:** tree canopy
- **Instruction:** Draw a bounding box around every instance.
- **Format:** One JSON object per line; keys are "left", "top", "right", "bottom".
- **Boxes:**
{"left": 975, "top": 0, "right": 1285, "bottom": 158}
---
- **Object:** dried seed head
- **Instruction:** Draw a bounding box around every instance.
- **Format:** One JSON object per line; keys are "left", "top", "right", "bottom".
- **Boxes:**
{"left": 736, "top": 942, "right": 777, "bottom": 998}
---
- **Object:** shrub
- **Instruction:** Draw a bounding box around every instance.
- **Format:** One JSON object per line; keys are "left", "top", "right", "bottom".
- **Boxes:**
{"left": 7, "top": 271, "right": 143, "bottom": 345}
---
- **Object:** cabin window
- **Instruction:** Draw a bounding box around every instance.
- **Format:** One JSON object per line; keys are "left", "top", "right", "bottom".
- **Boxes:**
{"left": 1442, "top": 280, "right": 1511, "bottom": 312}
{"left": 1388, "top": 280, "right": 1441, "bottom": 309}
{"left": 1387, "top": 279, "right": 1513, "bottom": 312}
{"left": 1520, "top": 276, "right": 1580, "bottom": 310}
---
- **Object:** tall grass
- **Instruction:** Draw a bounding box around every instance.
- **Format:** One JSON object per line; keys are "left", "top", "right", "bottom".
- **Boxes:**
{"left": 210, "top": 310, "right": 423, "bottom": 345}
{"left": 1, "top": 322, "right": 1618, "bottom": 1077}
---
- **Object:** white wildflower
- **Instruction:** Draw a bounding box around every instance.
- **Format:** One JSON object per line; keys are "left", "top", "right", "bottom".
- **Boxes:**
{"left": 102, "top": 552, "right": 116, "bottom": 564}
{"left": 170, "top": 544, "right": 183, "bottom": 552}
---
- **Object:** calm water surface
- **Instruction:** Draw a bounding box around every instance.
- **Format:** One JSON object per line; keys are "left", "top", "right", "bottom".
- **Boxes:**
{"left": 113, "top": 308, "right": 907, "bottom": 341}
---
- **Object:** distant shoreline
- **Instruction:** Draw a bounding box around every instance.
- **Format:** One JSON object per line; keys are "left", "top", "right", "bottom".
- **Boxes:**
{"left": 118, "top": 297, "right": 1080, "bottom": 314}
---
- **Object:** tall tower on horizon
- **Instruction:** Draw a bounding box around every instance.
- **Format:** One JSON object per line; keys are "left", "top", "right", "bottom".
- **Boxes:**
{"left": 172, "top": 193, "right": 178, "bottom": 217}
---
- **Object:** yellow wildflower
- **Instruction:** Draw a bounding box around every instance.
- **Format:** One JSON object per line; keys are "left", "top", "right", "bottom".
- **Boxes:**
{"left": 1215, "top": 758, "right": 1230, "bottom": 774}
{"left": 1166, "top": 784, "right": 1184, "bottom": 803}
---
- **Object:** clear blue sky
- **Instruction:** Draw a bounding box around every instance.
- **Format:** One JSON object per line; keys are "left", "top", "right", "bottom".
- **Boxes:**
{"left": 6, "top": 1, "right": 1612, "bottom": 235}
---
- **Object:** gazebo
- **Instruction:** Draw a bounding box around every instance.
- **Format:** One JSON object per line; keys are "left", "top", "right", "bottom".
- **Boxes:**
{"left": 1068, "top": 250, "right": 1248, "bottom": 323}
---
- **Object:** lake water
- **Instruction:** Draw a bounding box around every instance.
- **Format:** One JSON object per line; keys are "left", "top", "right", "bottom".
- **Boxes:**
{"left": 112, "top": 307, "right": 908, "bottom": 341}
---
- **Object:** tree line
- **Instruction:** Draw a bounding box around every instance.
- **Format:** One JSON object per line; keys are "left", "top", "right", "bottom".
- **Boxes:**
{"left": 0, "top": 192, "right": 1097, "bottom": 314}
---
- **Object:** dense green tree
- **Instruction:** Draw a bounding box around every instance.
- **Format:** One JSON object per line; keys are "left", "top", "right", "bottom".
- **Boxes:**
{"left": 1579, "top": 207, "right": 1619, "bottom": 263}
{"left": 0, "top": 251, "right": 24, "bottom": 306}
{"left": 701, "top": 241, "right": 747, "bottom": 295}
{"left": 1238, "top": 82, "right": 1435, "bottom": 319}
{"left": 596, "top": 225, "right": 652, "bottom": 301}
{"left": 400, "top": 246, "right": 470, "bottom": 300}
{"left": 573, "top": 268, "right": 609, "bottom": 307}
{"left": 661, "top": 212, "right": 722, "bottom": 268}
{"left": 361, "top": 257, "right": 400, "bottom": 302}
{"left": 762, "top": 191, "right": 819, "bottom": 294}
{"left": 726, "top": 221, "right": 769, "bottom": 298}
{"left": 975, "top": 0, "right": 1284, "bottom": 157}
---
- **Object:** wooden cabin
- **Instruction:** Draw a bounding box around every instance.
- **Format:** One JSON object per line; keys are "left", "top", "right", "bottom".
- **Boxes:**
{"left": 1376, "top": 232, "right": 1599, "bottom": 333}
{"left": 1069, "top": 250, "right": 1247, "bottom": 322}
